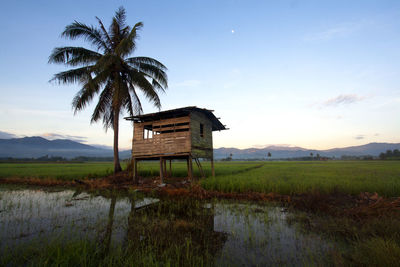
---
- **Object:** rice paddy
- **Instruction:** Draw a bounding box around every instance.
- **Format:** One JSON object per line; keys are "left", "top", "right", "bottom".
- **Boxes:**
{"left": 1, "top": 160, "right": 399, "bottom": 196}
{"left": 0, "top": 186, "right": 335, "bottom": 266}
{"left": 201, "top": 161, "right": 400, "bottom": 197}
{"left": 1, "top": 160, "right": 400, "bottom": 266}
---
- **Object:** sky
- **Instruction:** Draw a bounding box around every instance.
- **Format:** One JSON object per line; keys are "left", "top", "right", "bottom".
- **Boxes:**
{"left": 0, "top": 0, "right": 399, "bottom": 150}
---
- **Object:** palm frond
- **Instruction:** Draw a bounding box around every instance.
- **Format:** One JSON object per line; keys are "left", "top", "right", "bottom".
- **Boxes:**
{"left": 127, "top": 69, "right": 161, "bottom": 109}
{"left": 62, "top": 21, "right": 109, "bottom": 52}
{"left": 115, "top": 7, "right": 127, "bottom": 29}
{"left": 102, "top": 105, "right": 114, "bottom": 131}
{"left": 50, "top": 7, "right": 167, "bottom": 133}
{"left": 152, "top": 79, "right": 166, "bottom": 93}
{"left": 49, "top": 66, "right": 92, "bottom": 84}
{"left": 123, "top": 92, "right": 134, "bottom": 117}
{"left": 110, "top": 18, "right": 121, "bottom": 48}
{"left": 91, "top": 81, "right": 113, "bottom": 123}
{"left": 126, "top": 56, "right": 167, "bottom": 71}
{"left": 48, "top": 47, "right": 101, "bottom": 66}
{"left": 118, "top": 79, "right": 135, "bottom": 117}
{"left": 72, "top": 78, "right": 100, "bottom": 113}
{"left": 115, "top": 22, "right": 143, "bottom": 57}
{"left": 128, "top": 83, "right": 143, "bottom": 115}
{"left": 125, "top": 59, "right": 168, "bottom": 88}
{"left": 95, "top": 17, "right": 113, "bottom": 48}
{"left": 91, "top": 54, "right": 118, "bottom": 74}
{"left": 72, "top": 68, "right": 112, "bottom": 113}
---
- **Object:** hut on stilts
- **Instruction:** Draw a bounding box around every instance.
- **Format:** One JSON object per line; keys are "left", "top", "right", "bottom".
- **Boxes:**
{"left": 125, "top": 107, "right": 227, "bottom": 183}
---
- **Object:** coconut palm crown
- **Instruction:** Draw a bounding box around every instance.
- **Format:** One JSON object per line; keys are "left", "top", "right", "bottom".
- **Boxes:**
{"left": 49, "top": 7, "right": 168, "bottom": 173}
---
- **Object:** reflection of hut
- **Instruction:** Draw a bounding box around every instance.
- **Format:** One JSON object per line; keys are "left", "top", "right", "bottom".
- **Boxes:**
{"left": 125, "top": 106, "right": 227, "bottom": 181}
{"left": 126, "top": 199, "right": 227, "bottom": 261}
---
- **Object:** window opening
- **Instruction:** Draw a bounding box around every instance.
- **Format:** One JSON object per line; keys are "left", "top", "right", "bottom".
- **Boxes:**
{"left": 200, "top": 123, "right": 204, "bottom": 137}
{"left": 143, "top": 125, "right": 153, "bottom": 139}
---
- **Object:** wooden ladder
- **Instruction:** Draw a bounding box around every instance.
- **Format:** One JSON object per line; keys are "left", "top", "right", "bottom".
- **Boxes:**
{"left": 194, "top": 158, "right": 205, "bottom": 179}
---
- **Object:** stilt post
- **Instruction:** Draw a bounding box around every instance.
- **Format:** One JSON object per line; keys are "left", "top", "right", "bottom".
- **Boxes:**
{"left": 160, "top": 157, "right": 164, "bottom": 183}
{"left": 187, "top": 155, "right": 193, "bottom": 181}
{"left": 133, "top": 158, "right": 138, "bottom": 184}
{"left": 211, "top": 156, "right": 215, "bottom": 178}
{"left": 163, "top": 159, "right": 167, "bottom": 177}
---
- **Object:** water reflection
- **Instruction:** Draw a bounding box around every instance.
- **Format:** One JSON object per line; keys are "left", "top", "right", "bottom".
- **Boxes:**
{"left": 0, "top": 186, "right": 334, "bottom": 266}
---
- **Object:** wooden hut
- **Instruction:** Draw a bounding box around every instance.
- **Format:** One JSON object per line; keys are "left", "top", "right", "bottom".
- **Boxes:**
{"left": 125, "top": 106, "right": 226, "bottom": 182}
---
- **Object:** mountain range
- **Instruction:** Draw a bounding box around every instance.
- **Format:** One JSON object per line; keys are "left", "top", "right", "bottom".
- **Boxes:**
{"left": 0, "top": 136, "right": 399, "bottom": 159}
{"left": 215, "top": 143, "right": 400, "bottom": 159}
{"left": 0, "top": 136, "right": 131, "bottom": 159}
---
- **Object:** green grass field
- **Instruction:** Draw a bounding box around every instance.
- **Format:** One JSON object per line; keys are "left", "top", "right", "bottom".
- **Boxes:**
{"left": 0, "top": 162, "right": 124, "bottom": 180}
{"left": 201, "top": 161, "right": 400, "bottom": 197}
{"left": 1, "top": 160, "right": 399, "bottom": 196}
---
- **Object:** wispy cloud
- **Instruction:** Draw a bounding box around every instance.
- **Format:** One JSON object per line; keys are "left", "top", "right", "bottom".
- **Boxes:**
{"left": 0, "top": 131, "right": 18, "bottom": 139}
{"left": 309, "top": 94, "right": 367, "bottom": 109}
{"left": 354, "top": 135, "right": 365, "bottom": 140}
{"left": 323, "top": 94, "right": 366, "bottom": 107}
{"left": 172, "top": 80, "right": 201, "bottom": 87}
{"left": 304, "top": 20, "right": 373, "bottom": 42}
{"left": 41, "top": 133, "right": 87, "bottom": 143}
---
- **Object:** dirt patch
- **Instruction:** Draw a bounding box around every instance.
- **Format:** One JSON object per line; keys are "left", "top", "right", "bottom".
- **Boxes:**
{"left": 0, "top": 177, "right": 75, "bottom": 187}
{"left": 289, "top": 191, "right": 400, "bottom": 220}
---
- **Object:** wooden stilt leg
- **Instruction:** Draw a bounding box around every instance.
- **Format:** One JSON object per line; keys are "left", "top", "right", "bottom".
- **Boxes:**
{"left": 211, "top": 156, "right": 215, "bottom": 178}
{"left": 186, "top": 158, "right": 190, "bottom": 180}
{"left": 188, "top": 155, "right": 193, "bottom": 181}
{"left": 169, "top": 160, "right": 172, "bottom": 177}
{"left": 160, "top": 157, "right": 164, "bottom": 183}
{"left": 163, "top": 159, "right": 167, "bottom": 177}
{"left": 131, "top": 158, "right": 136, "bottom": 182}
{"left": 194, "top": 158, "right": 205, "bottom": 179}
{"left": 133, "top": 158, "right": 138, "bottom": 184}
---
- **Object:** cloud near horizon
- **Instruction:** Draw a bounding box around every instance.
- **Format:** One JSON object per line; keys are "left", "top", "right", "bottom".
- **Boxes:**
{"left": 322, "top": 94, "right": 366, "bottom": 107}
{"left": 0, "top": 131, "right": 18, "bottom": 139}
{"left": 354, "top": 135, "right": 365, "bottom": 140}
{"left": 40, "top": 133, "right": 87, "bottom": 143}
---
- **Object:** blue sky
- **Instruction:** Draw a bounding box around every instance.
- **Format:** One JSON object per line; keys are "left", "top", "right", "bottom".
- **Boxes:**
{"left": 0, "top": 0, "right": 399, "bottom": 149}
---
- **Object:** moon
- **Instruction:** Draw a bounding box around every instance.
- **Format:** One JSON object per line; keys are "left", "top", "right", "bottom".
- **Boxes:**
{"left": 231, "top": 29, "right": 235, "bottom": 34}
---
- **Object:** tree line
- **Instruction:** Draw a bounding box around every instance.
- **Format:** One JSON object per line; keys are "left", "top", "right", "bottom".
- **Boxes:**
{"left": 379, "top": 149, "right": 400, "bottom": 160}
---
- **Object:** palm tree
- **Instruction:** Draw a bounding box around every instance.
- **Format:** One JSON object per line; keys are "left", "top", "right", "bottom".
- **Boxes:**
{"left": 49, "top": 7, "right": 168, "bottom": 173}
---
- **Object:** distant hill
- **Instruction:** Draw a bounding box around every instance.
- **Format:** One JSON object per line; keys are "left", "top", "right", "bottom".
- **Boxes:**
{"left": 0, "top": 136, "right": 131, "bottom": 159}
{"left": 214, "top": 143, "right": 400, "bottom": 159}
{"left": 0, "top": 136, "right": 399, "bottom": 160}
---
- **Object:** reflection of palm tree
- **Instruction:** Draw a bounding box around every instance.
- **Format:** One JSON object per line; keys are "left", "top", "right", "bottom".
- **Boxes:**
{"left": 125, "top": 196, "right": 138, "bottom": 248}
{"left": 102, "top": 196, "right": 117, "bottom": 255}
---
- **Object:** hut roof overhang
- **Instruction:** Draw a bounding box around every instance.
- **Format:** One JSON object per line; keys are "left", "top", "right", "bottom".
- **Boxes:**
{"left": 125, "top": 106, "right": 227, "bottom": 131}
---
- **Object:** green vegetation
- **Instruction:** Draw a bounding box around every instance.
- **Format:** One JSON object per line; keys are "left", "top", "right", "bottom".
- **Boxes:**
{"left": 379, "top": 149, "right": 400, "bottom": 160}
{"left": 287, "top": 210, "right": 400, "bottom": 266}
{"left": 0, "top": 162, "right": 125, "bottom": 180}
{"left": 201, "top": 161, "right": 400, "bottom": 197}
{"left": 49, "top": 6, "right": 168, "bottom": 173}
{"left": 1, "top": 160, "right": 400, "bottom": 196}
{"left": 0, "top": 188, "right": 333, "bottom": 266}
{"left": 1, "top": 162, "right": 400, "bottom": 266}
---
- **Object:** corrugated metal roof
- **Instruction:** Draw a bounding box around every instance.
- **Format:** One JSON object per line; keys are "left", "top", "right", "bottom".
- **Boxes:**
{"left": 124, "top": 106, "right": 227, "bottom": 131}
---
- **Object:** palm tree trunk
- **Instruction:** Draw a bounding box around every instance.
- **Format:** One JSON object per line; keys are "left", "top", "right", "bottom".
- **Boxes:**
{"left": 113, "top": 110, "right": 122, "bottom": 174}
